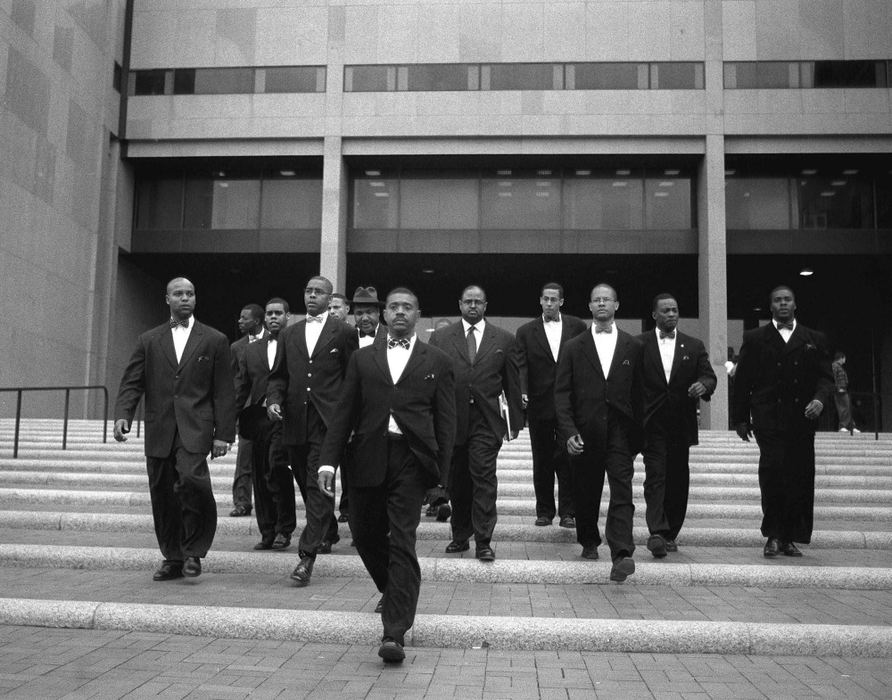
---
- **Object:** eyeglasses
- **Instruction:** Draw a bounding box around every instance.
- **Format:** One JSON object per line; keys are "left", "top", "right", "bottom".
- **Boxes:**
{"left": 305, "top": 287, "right": 329, "bottom": 296}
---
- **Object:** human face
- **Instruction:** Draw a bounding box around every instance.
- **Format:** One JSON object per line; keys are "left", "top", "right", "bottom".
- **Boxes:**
{"left": 588, "top": 285, "right": 618, "bottom": 324}
{"left": 652, "top": 298, "right": 679, "bottom": 333}
{"left": 459, "top": 287, "right": 487, "bottom": 324}
{"left": 540, "top": 288, "right": 564, "bottom": 322}
{"left": 265, "top": 303, "right": 288, "bottom": 336}
{"left": 384, "top": 292, "right": 419, "bottom": 338}
{"left": 237, "top": 308, "right": 261, "bottom": 336}
{"left": 304, "top": 277, "right": 332, "bottom": 317}
{"left": 166, "top": 278, "right": 195, "bottom": 320}
{"left": 770, "top": 288, "right": 796, "bottom": 323}
{"left": 354, "top": 304, "right": 380, "bottom": 335}
{"left": 328, "top": 298, "right": 349, "bottom": 322}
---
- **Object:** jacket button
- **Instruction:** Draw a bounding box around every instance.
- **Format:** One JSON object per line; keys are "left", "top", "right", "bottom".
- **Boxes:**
{"left": 307, "top": 373, "right": 312, "bottom": 378}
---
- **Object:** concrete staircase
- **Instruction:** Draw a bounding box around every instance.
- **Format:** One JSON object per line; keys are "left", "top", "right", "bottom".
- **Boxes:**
{"left": 1, "top": 419, "right": 890, "bottom": 657}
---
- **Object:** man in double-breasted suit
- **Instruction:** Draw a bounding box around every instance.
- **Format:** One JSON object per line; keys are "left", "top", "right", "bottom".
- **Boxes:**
{"left": 555, "top": 283, "right": 643, "bottom": 582}
{"left": 114, "top": 277, "right": 236, "bottom": 582}
{"left": 318, "top": 287, "right": 456, "bottom": 664}
{"left": 638, "top": 293, "right": 716, "bottom": 558}
{"left": 429, "top": 285, "right": 523, "bottom": 562}
{"left": 267, "top": 275, "right": 357, "bottom": 586}
{"left": 515, "top": 282, "right": 587, "bottom": 528}
{"left": 234, "top": 297, "right": 296, "bottom": 551}
{"left": 732, "top": 285, "right": 833, "bottom": 557}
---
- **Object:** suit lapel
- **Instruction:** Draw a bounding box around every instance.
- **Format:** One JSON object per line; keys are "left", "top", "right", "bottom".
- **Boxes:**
{"left": 533, "top": 318, "right": 553, "bottom": 363}
{"left": 580, "top": 332, "right": 605, "bottom": 380}
{"left": 669, "top": 333, "right": 685, "bottom": 382}
{"left": 311, "top": 318, "right": 337, "bottom": 359}
{"left": 607, "top": 332, "right": 630, "bottom": 377}
{"left": 644, "top": 332, "right": 665, "bottom": 384}
{"left": 451, "top": 324, "right": 471, "bottom": 364}
{"left": 397, "top": 340, "right": 426, "bottom": 385}
{"left": 474, "top": 324, "right": 497, "bottom": 364}
{"left": 372, "top": 337, "right": 393, "bottom": 385}
{"left": 178, "top": 322, "right": 202, "bottom": 368}
{"left": 159, "top": 326, "right": 178, "bottom": 370}
{"left": 784, "top": 325, "right": 806, "bottom": 354}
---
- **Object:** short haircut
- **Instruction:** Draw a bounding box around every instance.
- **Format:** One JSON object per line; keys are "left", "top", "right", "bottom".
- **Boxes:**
{"left": 306, "top": 275, "right": 333, "bottom": 294}
{"left": 242, "top": 303, "right": 264, "bottom": 322}
{"left": 387, "top": 286, "right": 419, "bottom": 306}
{"left": 265, "top": 297, "right": 290, "bottom": 314}
{"left": 769, "top": 285, "right": 795, "bottom": 302}
{"left": 651, "top": 292, "right": 677, "bottom": 311}
{"left": 330, "top": 293, "right": 349, "bottom": 304}
{"left": 166, "top": 276, "right": 193, "bottom": 293}
{"left": 834, "top": 351, "right": 846, "bottom": 361}
{"left": 541, "top": 282, "right": 564, "bottom": 298}
{"left": 590, "top": 283, "right": 617, "bottom": 301}
{"left": 461, "top": 284, "right": 486, "bottom": 301}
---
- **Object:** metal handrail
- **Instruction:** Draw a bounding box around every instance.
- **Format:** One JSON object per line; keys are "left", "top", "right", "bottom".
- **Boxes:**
{"left": 0, "top": 385, "right": 109, "bottom": 457}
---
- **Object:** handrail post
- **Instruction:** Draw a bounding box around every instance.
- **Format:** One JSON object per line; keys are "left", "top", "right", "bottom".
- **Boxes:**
{"left": 14, "top": 389, "right": 23, "bottom": 459}
{"left": 62, "top": 388, "right": 71, "bottom": 450}
{"left": 102, "top": 387, "right": 109, "bottom": 444}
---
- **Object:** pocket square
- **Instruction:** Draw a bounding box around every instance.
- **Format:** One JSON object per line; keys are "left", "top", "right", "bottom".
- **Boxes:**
{"left": 683, "top": 355, "right": 690, "bottom": 361}
{"left": 197, "top": 355, "right": 210, "bottom": 362}
{"left": 622, "top": 359, "right": 631, "bottom": 366}
{"left": 425, "top": 373, "right": 436, "bottom": 380}
{"left": 330, "top": 348, "right": 339, "bottom": 354}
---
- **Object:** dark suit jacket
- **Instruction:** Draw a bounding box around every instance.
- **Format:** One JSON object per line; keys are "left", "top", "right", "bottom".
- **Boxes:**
{"left": 554, "top": 328, "right": 644, "bottom": 446}
{"left": 515, "top": 314, "right": 587, "bottom": 423}
{"left": 319, "top": 336, "right": 457, "bottom": 489}
{"left": 266, "top": 316, "right": 358, "bottom": 445}
{"left": 115, "top": 320, "right": 236, "bottom": 458}
{"left": 234, "top": 337, "right": 276, "bottom": 440}
{"left": 429, "top": 321, "right": 523, "bottom": 445}
{"left": 731, "top": 322, "right": 833, "bottom": 434}
{"left": 230, "top": 329, "right": 269, "bottom": 382}
{"left": 637, "top": 330, "right": 717, "bottom": 447}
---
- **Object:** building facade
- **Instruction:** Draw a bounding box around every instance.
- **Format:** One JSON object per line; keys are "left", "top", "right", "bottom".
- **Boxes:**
{"left": 3, "top": 1, "right": 891, "bottom": 430}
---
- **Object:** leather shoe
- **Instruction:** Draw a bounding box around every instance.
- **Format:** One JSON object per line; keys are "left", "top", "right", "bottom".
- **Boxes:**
{"left": 781, "top": 541, "right": 803, "bottom": 557}
{"left": 647, "top": 533, "right": 668, "bottom": 559}
{"left": 374, "top": 596, "right": 384, "bottom": 613}
{"left": 338, "top": 512, "right": 349, "bottom": 523}
{"left": 290, "top": 556, "right": 314, "bottom": 586}
{"left": 445, "top": 539, "right": 469, "bottom": 553}
{"left": 475, "top": 546, "right": 495, "bottom": 562}
{"left": 229, "top": 505, "right": 251, "bottom": 517}
{"left": 436, "top": 503, "right": 452, "bottom": 522}
{"left": 665, "top": 539, "right": 678, "bottom": 552}
{"left": 534, "top": 516, "right": 552, "bottom": 526}
{"left": 581, "top": 545, "right": 599, "bottom": 560}
{"left": 559, "top": 515, "right": 575, "bottom": 529}
{"left": 152, "top": 562, "right": 183, "bottom": 581}
{"left": 609, "top": 556, "right": 635, "bottom": 582}
{"left": 763, "top": 537, "right": 780, "bottom": 557}
{"left": 271, "top": 534, "right": 291, "bottom": 550}
{"left": 378, "top": 638, "right": 405, "bottom": 663}
{"left": 254, "top": 539, "right": 274, "bottom": 551}
{"left": 318, "top": 533, "right": 341, "bottom": 554}
{"left": 183, "top": 557, "right": 201, "bottom": 577}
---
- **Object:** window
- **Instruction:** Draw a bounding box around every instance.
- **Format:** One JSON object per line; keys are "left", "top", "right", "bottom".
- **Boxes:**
{"left": 344, "top": 66, "right": 395, "bottom": 92}
{"left": 725, "top": 177, "right": 792, "bottom": 229}
{"left": 483, "top": 63, "right": 562, "bottom": 91}
{"left": 136, "top": 178, "right": 183, "bottom": 229}
{"left": 564, "top": 173, "right": 644, "bottom": 229}
{"left": 352, "top": 177, "right": 399, "bottom": 228}
{"left": 650, "top": 63, "right": 704, "bottom": 90}
{"left": 404, "top": 64, "right": 477, "bottom": 91}
{"left": 260, "top": 179, "right": 323, "bottom": 228}
{"left": 263, "top": 66, "right": 325, "bottom": 93}
{"left": 798, "top": 172, "right": 873, "bottom": 229}
{"left": 645, "top": 175, "right": 692, "bottom": 228}
{"left": 400, "top": 179, "right": 479, "bottom": 228}
{"left": 724, "top": 62, "right": 799, "bottom": 89}
{"left": 807, "top": 60, "right": 886, "bottom": 88}
{"left": 174, "top": 68, "right": 254, "bottom": 95}
{"left": 568, "top": 63, "right": 647, "bottom": 90}
{"left": 725, "top": 59, "right": 889, "bottom": 89}
{"left": 131, "top": 69, "right": 167, "bottom": 96}
{"left": 480, "top": 173, "right": 561, "bottom": 229}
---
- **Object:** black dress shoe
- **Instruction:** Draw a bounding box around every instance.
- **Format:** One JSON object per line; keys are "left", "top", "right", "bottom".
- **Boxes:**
{"left": 763, "top": 537, "right": 780, "bottom": 557}
{"left": 475, "top": 546, "right": 495, "bottom": 562}
{"left": 291, "top": 556, "right": 314, "bottom": 586}
{"left": 647, "top": 533, "right": 668, "bottom": 559}
{"left": 152, "top": 563, "right": 183, "bottom": 581}
{"left": 318, "top": 540, "right": 333, "bottom": 554}
{"left": 378, "top": 638, "right": 405, "bottom": 663}
{"left": 374, "top": 596, "right": 384, "bottom": 613}
{"left": 609, "top": 557, "right": 635, "bottom": 582}
{"left": 436, "top": 503, "right": 452, "bottom": 522}
{"left": 781, "top": 541, "right": 803, "bottom": 557}
{"left": 445, "top": 539, "right": 469, "bottom": 553}
{"left": 338, "top": 512, "right": 349, "bottom": 523}
{"left": 581, "top": 545, "right": 599, "bottom": 560}
{"left": 559, "top": 516, "right": 575, "bottom": 529}
{"left": 534, "top": 516, "right": 552, "bottom": 526}
{"left": 271, "top": 534, "right": 291, "bottom": 550}
{"left": 183, "top": 557, "right": 201, "bottom": 577}
{"left": 254, "top": 539, "right": 274, "bottom": 551}
{"left": 665, "top": 539, "right": 678, "bottom": 552}
{"left": 229, "top": 505, "right": 251, "bottom": 517}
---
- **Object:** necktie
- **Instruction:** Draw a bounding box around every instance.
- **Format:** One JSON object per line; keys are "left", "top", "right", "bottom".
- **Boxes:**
{"left": 659, "top": 330, "right": 675, "bottom": 340}
{"left": 777, "top": 321, "right": 794, "bottom": 331}
{"left": 306, "top": 315, "right": 323, "bottom": 323}
{"left": 169, "top": 318, "right": 188, "bottom": 329}
{"left": 594, "top": 325, "right": 612, "bottom": 334}
{"left": 387, "top": 337, "right": 410, "bottom": 350}
{"left": 466, "top": 325, "right": 477, "bottom": 363}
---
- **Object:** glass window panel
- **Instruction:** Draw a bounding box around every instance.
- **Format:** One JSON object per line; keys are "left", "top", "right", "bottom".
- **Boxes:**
{"left": 798, "top": 174, "right": 873, "bottom": 229}
{"left": 183, "top": 178, "right": 213, "bottom": 228}
{"left": 400, "top": 179, "right": 479, "bottom": 229}
{"left": 486, "top": 63, "right": 560, "bottom": 90}
{"left": 564, "top": 176, "right": 644, "bottom": 229}
{"left": 571, "top": 63, "right": 644, "bottom": 90}
{"left": 812, "top": 60, "right": 882, "bottom": 88}
{"left": 264, "top": 66, "right": 324, "bottom": 93}
{"left": 645, "top": 177, "right": 692, "bottom": 228}
{"left": 480, "top": 177, "right": 561, "bottom": 229}
{"left": 405, "top": 64, "right": 475, "bottom": 91}
{"left": 345, "top": 65, "right": 393, "bottom": 92}
{"left": 136, "top": 178, "right": 183, "bottom": 229}
{"left": 210, "top": 180, "right": 260, "bottom": 229}
{"left": 724, "top": 177, "right": 791, "bottom": 229}
{"left": 260, "top": 179, "right": 322, "bottom": 228}
{"left": 173, "top": 69, "right": 196, "bottom": 94}
{"left": 132, "top": 69, "right": 167, "bottom": 95}
{"left": 877, "top": 173, "right": 892, "bottom": 228}
{"left": 651, "top": 62, "right": 704, "bottom": 89}
{"left": 353, "top": 178, "right": 399, "bottom": 228}
{"left": 189, "top": 68, "right": 254, "bottom": 95}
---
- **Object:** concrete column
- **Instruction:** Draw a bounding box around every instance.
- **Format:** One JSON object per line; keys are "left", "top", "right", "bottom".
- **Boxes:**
{"left": 319, "top": 136, "right": 347, "bottom": 292}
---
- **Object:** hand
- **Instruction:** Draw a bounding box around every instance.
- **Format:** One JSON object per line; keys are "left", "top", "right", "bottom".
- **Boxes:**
{"left": 566, "top": 434, "right": 584, "bottom": 456}
{"left": 211, "top": 440, "right": 229, "bottom": 459}
{"left": 113, "top": 419, "right": 129, "bottom": 442}
{"left": 687, "top": 381, "right": 708, "bottom": 399}
{"left": 804, "top": 399, "right": 823, "bottom": 420}
{"left": 735, "top": 422, "right": 752, "bottom": 442}
{"left": 521, "top": 393, "right": 529, "bottom": 409}
{"left": 318, "top": 469, "right": 335, "bottom": 498}
{"left": 510, "top": 429, "right": 520, "bottom": 441}
{"left": 267, "top": 403, "right": 283, "bottom": 421}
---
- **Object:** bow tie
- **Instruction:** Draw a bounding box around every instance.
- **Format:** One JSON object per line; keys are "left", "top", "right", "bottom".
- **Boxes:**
{"left": 659, "top": 330, "right": 675, "bottom": 340}
{"left": 306, "top": 315, "right": 324, "bottom": 323}
{"left": 594, "top": 325, "right": 612, "bottom": 334}
{"left": 359, "top": 330, "right": 375, "bottom": 338}
{"left": 776, "top": 321, "right": 794, "bottom": 331}
{"left": 169, "top": 318, "right": 189, "bottom": 329}
{"left": 387, "top": 337, "right": 410, "bottom": 350}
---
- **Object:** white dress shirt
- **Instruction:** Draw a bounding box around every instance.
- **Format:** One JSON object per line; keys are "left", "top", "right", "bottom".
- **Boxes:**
{"left": 591, "top": 322, "right": 617, "bottom": 378}
{"left": 358, "top": 325, "right": 379, "bottom": 348}
{"left": 657, "top": 328, "right": 676, "bottom": 383}
{"left": 461, "top": 318, "right": 486, "bottom": 353}
{"left": 171, "top": 315, "right": 194, "bottom": 364}
{"left": 305, "top": 313, "right": 327, "bottom": 355}
{"left": 387, "top": 334, "right": 417, "bottom": 434}
{"left": 773, "top": 318, "right": 796, "bottom": 343}
{"left": 266, "top": 336, "right": 277, "bottom": 370}
{"left": 543, "top": 315, "right": 562, "bottom": 362}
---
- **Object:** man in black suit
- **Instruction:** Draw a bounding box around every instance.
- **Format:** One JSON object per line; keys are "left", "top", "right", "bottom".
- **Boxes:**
{"left": 318, "top": 287, "right": 456, "bottom": 664}
{"left": 732, "top": 285, "right": 833, "bottom": 557}
{"left": 267, "top": 275, "right": 357, "bottom": 586}
{"left": 638, "top": 293, "right": 717, "bottom": 557}
{"left": 555, "top": 283, "right": 643, "bottom": 582}
{"left": 234, "top": 297, "right": 297, "bottom": 551}
{"left": 229, "top": 303, "right": 267, "bottom": 517}
{"left": 515, "top": 282, "right": 587, "bottom": 528}
{"left": 429, "top": 285, "right": 523, "bottom": 562}
{"left": 114, "top": 277, "right": 236, "bottom": 581}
